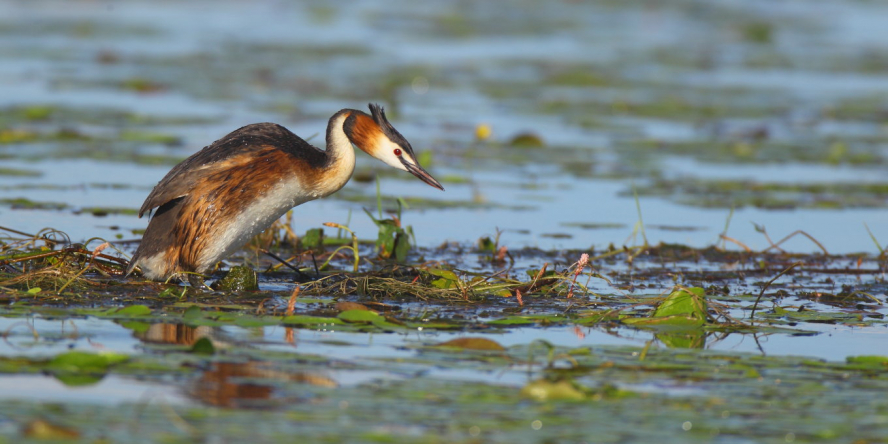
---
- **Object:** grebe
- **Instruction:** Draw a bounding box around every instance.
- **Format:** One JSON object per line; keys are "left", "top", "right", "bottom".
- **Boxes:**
{"left": 127, "top": 103, "right": 443, "bottom": 284}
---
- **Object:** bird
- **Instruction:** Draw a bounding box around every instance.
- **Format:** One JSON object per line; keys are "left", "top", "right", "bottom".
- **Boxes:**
{"left": 127, "top": 103, "right": 443, "bottom": 286}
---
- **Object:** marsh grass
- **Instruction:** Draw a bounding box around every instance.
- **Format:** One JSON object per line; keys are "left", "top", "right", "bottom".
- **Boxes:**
{"left": 295, "top": 258, "right": 599, "bottom": 303}
{"left": 0, "top": 226, "right": 129, "bottom": 294}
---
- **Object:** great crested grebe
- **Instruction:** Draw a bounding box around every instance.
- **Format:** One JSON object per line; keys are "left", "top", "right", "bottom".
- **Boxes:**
{"left": 127, "top": 103, "right": 443, "bottom": 284}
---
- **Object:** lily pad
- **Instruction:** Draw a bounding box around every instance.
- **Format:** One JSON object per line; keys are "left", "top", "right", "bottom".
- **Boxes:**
{"left": 282, "top": 315, "right": 345, "bottom": 326}
{"left": 191, "top": 337, "right": 215, "bottom": 355}
{"left": 337, "top": 309, "right": 383, "bottom": 323}
{"left": 434, "top": 337, "right": 506, "bottom": 351}
{"left": 103, "top": 305, "right": 151, "bottom": 317}
{"left": 520, "top": 379, "right": 586, "bottom": 401}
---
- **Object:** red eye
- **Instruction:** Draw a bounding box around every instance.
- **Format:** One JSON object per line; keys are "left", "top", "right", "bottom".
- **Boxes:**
{"left": 394, "top": 148, "right": 402, "bottom": 156}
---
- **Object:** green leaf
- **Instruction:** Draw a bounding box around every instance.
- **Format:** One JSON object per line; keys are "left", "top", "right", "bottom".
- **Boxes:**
{"left": 191, "top": 337, "right": 215, "bottom": 355}
{"left": 477, "top": 236, "right": 496, "bottom": 252}
{"left": 282, "top": 315, "right": 344, "bottom": 325}
{"left": 427, "top": 268, "right": 458, "bottom": 281}
{"left": 846, "top": 356, "right": 888, "bottom": 366}
{"left": 105, "top": 305, "right": 151, "bottom": 317}
{"left": 47, "top": 351, "right": 129, "bottom": 373}
{"left": 574, "top": 310, "right": 619, "bottom": 326}
{"left": 376, "top": 222, "right": 398, "bottom": 258}
{"left": 394, "top": 232, "right": 411, "bottom": 263}
{"left": 520, "top": 379, "right": 586, "bottom": 401}
{"left": 119, "top": 321, "right": 151, "bottom": 333}
{"left": 655, "top": 331, "right": 706, "bottom": 349}
{"left": 26, "top": 287, "right": 41, "bottom": 294}
{"left": 338, "top": 309, "right": 382, "bottom": 323}
{"left": 158, "top": 287, "right": 181, "bottom": 299}
{"left": 525, "top": 268, "right": 557, "bottom": 278}
{"left": 654, "top": 287, "right": 707, "bottom": 318}
{"left": 53, "top": 374, "right": 105, "bottom": 387}
{"left": 302, "top": 228, "right": 324, "bottom": 250}
{"left": 182, "top": 305, "right": 203, "bottom": 321}
{"left": 430, "top": 278, "right": 455, "bottom": 289}
{"left": 488, "top": 317, "right": 536, "bottom": 326}
{"left": 624, "top": 287, "right": 707, "bottom": 330}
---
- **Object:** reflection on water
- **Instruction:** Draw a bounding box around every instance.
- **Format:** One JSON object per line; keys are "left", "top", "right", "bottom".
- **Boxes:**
{"left": 134, "top": 323, "right": 336, "bottom": 409}
{"left": 189, "top": 361, "right": 336, "bottom": 409}
{"left": 135, "top": 323, "right": 214, "bottom": 346}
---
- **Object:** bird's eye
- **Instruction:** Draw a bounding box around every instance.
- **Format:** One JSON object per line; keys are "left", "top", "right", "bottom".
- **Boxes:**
{"left": 393, "top": 148, "right": 402, "bottom": 156}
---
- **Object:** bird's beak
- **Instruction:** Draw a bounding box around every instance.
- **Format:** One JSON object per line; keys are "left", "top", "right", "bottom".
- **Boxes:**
{"left": 401, "top": 157, "right": 444, "bottom": 191}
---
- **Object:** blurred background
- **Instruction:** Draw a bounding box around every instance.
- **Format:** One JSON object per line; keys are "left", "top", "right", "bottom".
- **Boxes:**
{"left": 2, "top": 0, "right": 888, "bottom": 253}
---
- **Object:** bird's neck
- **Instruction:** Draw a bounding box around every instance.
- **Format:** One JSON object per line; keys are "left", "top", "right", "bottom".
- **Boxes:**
{"left": 316, "top": 110, "right": 358, "bottom": 198}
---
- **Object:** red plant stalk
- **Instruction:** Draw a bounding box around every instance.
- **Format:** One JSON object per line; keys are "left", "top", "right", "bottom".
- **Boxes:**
{"left": 567, "top": 253, "right": 589, "bottom": 299}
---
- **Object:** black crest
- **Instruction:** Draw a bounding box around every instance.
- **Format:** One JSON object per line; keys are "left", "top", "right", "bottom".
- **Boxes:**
{"left": 368, "top": 103, "right": 415, "bottom": 155}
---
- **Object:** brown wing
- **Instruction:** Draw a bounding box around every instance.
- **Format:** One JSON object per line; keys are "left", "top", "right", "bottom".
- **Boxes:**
{"left": 138, "top": 122, "right": 327, "bottom": 217}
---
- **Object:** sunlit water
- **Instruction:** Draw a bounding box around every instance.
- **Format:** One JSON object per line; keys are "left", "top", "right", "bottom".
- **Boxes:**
{"left": 1, "top": 306, "right": 886, "bottom": 405}
{"left": 2, "top": 0, "right": 888, "bottom": 254}
{"left": 3, "top": 0, "right": 888, "bottom": 422}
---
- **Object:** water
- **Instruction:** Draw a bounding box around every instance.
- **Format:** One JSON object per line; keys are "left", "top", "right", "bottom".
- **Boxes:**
{"left": 2, "top": 0, "right": 888, "bottom": 254}
{"left": 3, "top": 1, "right": 888, "bottom": 441}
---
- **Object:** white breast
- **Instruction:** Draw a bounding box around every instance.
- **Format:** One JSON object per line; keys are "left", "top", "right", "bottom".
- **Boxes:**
{"left": 196, "top": 112, "right": 358, "bottom": 273}
{"left": 198, "top": 178, "right": 312, "bottom": 271}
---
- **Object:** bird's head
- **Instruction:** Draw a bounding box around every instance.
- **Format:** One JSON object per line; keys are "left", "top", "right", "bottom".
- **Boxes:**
{"left": 346, "top": 103, "right": 444, "bottom": 191}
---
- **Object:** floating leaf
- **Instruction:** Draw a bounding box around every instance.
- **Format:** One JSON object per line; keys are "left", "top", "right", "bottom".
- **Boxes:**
{"left": 105, "top": 305, "right": 151, "bottom": 317}
{"left": 191, "top": 337, "right": 215, "bottom": 355}
{"left": 182, "top": 305, "right": 203, "bottom": 321}
{"left": 489, "top": 315, "right": 566, "bottom": 326}
{"left": 54, "top": 374, "right": 104, "bottom": 386}
{"left": 509, "top": 132, "right": 546, "bottom": 148}
{"left": 435, "top": 337, "right": 506, "bottom": 351}
{"left": 488, "top": 317, "right": 536, "bottom": 326}
{"left": 47, "top": 351, "right": 128, "bottom": 372}
{"left": 574, "top": 310, "right": 620, "bottom": 326}
{"left": 283, "top": 315, "right": 345, "bottom": 325}
{"left": 846, "top": 356, "right": 888, "bottom": 366}
{"left": 119, "top": 321, "right": 151, "bottom": 333}
{"left": 23, "top": 419, "right": 80, "bottom": 440}
{"left": 335, "top": 301, "right": 370, "bottom": 312}
{"left": 171, "top": 302, "right": 251, "bottom": 310}
{"left": 766, "top": 307, "right": 863, "bottom": 324}
{"left": 338, "top": 309, "right": 382, "bottom": 323}
{"left": 520, "top": 379, "right": 585, "bottom": 401}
